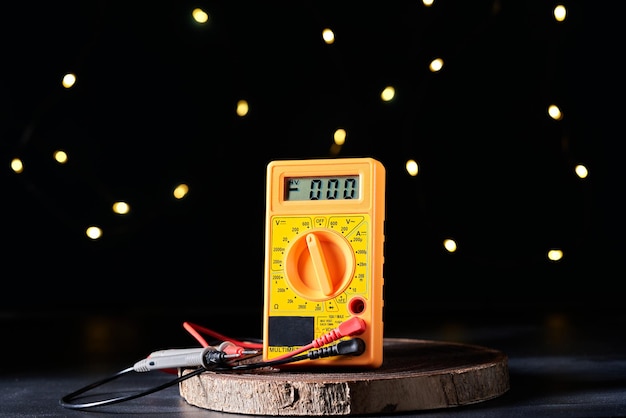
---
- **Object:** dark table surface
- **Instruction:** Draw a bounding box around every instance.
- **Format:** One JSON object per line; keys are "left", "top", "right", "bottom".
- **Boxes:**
{"left": 2, "top": 304, "right": 626, "bottom": 417}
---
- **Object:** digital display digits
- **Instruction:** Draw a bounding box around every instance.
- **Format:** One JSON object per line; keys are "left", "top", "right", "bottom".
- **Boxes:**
{"left": 285, "top": 175, "right": 360, "bottom": 201}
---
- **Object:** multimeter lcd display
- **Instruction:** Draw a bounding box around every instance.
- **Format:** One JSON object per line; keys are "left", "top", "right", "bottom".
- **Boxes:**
{"left": 284, "top": 175, "right": 360, "bottom": 201}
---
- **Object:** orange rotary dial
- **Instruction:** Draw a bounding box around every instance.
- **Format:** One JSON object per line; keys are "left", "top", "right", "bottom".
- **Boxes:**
{"left": 284, "top": 229, "right": 356, "bottom": 302}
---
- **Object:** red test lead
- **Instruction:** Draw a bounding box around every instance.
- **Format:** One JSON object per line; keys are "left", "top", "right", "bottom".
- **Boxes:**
{"left": 270, "top": 317, "right": 367, "bottom": 362}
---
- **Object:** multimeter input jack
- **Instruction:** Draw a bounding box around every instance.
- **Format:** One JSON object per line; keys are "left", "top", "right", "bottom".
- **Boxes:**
{"left": 348, "top": 297, "right": 366, "bottom": 315}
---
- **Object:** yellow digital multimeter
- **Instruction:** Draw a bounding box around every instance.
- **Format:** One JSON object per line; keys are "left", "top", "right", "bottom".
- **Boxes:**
{"left": 263, "top": 157, "right": 385, "bottom": 367}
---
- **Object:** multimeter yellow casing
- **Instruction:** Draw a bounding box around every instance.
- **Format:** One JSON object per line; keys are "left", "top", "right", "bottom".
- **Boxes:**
{"left": 263, "top": 157, "right": 385, "bottom": 367}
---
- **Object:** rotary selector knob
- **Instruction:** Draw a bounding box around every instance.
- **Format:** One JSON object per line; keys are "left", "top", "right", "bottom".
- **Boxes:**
{"left": 284, "top": 229, "right": 356, "bottom": 302}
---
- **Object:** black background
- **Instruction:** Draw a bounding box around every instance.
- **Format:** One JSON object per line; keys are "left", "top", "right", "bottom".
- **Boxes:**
{"left": 1, "top": 0, "right": 625, "bottom": 367}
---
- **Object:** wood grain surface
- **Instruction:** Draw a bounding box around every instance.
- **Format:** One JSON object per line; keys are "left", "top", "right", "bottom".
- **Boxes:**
{"left": 179, "top": 338, "right": 509, "bottom": 415}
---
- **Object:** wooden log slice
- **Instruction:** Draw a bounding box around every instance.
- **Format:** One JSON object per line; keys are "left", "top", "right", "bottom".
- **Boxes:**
{"left": 179, "top": 338, "right": 509, "bottom": 416}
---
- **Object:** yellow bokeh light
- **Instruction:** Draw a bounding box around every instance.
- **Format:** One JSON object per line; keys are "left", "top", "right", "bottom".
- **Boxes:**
{"left": 334, "top": 128, "right": 346, "bottom": 145}
{"left": 112, "top": 201, "right": 130, "bottom": 215}
{"left": 11, "top": 158, "right": 24, "bottom": 173}
{"left": 423, "top": 0, "right": 434, "bottom": 6}
{"left": 548, "top": 104, "right": 563, "bottom": 120}
{"left": 575, "top": 165, "right": 588, "bottom": 179}
{"left": 236, "top": 99, "right": 249, "bottom": 117}
{"left": 554, "top": 5, "right": 566, "bottom": 22}
{"left": 192, "top": 8, "right": 209, "bottom": 24}
{"left": 174, "top": 183, "right": 189, "bottom": 199}
{"left": 443, "top": 239, "right": 457, "bottom": 253}
{"left": 62, "top": 73, "right": 76, "bottom": 89}
{"left": 381, "top": 86, "right": 395, "bottom": 102}
{"left": 405, "top": 159, "right": 419, "bottom": 176}
{"left": 547, "top": 249, "right": 563, "bottom": 261}
{"left": 86, "top": 226, "right": 102, "bottom": 240}
{"left": 54, "top": 150, "right": 68, "bottom": 164}
{"left": 322, "top": 28, "right": 335, "bottom": 44}
{"left": 429, "top": 58, "right": 444, "bottom": 72}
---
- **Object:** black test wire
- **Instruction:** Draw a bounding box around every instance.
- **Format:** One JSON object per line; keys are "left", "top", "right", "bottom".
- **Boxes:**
{"left": 59, "top": 366, "right": 207, "bottom": 409}
{"left": 59, "top": 320, "right": 367, "bottom": 410}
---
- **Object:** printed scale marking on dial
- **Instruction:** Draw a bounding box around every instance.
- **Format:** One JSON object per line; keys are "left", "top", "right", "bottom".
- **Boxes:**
{"left": 263, "top": 157, "right": 385, "bottom": 367}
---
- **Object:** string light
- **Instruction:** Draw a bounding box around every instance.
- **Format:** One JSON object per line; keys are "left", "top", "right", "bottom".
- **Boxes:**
{"left": 62, "top": 73, "right": 76, "bottom": 89}
{"left": 405, "top": 160, "right": 419, "bottom": 177}
{"left": 380, "top": 86, "right": 395, "bottom": 102}
{"left": 574, "top": 165, "right": 588, "bottom": 179}
{"left": 236, "top": 100, "right": 249, "bottom": 117}
{"left": 11, "top": 158, "right": 24, "bottom": 174}
{"left": 443, "top": 239, "right": 457, "bottom": 253}
{"left": 6, "top": 2, "right": 590, "bottom": 281}
{"left": 112, "top": 202, "right": 130, "bottom": 215}
{"left": 322, "top": 28, "right": 335, "bottom": 44}
{"left": 86, "top": 226, "right": 103, "bottom": 240}
{"left": 53, "top": 150, "right": 68, "bottom": 164}
{"left": 173, "top": 184, "right": 190, "bottom": 200}
{"left": 333, "top": 129, "right": 346, "bottom": 146}
{"left": 192, "top": 8, "right": 209, "bottom": 24}
{"left": 429, "top": 58, "right": 444, "bottom": 73}
{"left": 553, "top": 5, "right": 567, "bottom": 22}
